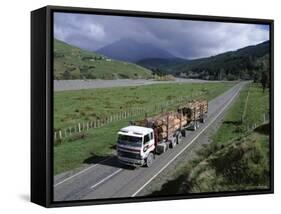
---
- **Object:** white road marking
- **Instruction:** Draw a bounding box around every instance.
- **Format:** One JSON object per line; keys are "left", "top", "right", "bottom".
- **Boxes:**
{"left": 131, "top": 85, "right": 242, "bottom": 197}
{"left": 54, "top": 156, "right": 113, "bottom": 187}
{"left": 91, "top": 169, "right": 123, "bottom": 189}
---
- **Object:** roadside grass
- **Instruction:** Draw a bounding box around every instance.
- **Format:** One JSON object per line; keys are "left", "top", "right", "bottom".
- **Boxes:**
{"left": 150, "top": 132, "right": 269, "bottom": 196}
{"left": 183, "top": 132, "right": 270, "bottom": 193}
{"left": 213, "top": 82, "right": 269, "bottom": 146}
{"left": 54, "top": 117, "right": 136, "bottom": 174}
{"left": 54, "top": 82, "right": 235, "bottom": 174}
{"left": 54, "top": 82, "right": 235, "bottom": 130}
{"left": 244, "top": 83, "right": 270, "bottom": 125}
{"left": 211, "top": 84, "right": 249, "bottom": 146}
{"left": 148, "top": 82, "right": 270, "bottom": 195}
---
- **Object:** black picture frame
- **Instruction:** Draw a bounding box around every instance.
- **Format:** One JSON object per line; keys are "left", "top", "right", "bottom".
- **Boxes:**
{"left": 31, "top": 5, "right": 274, "bottom": 208}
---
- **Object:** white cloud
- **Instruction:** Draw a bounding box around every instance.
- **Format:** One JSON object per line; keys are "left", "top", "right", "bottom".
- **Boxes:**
{"left": 85, "top": 23, "right": 105, "bottom": 41}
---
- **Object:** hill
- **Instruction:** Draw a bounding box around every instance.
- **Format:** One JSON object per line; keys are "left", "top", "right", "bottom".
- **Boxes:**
{"left": 137, "top": 58, "right": 188, "bottom": 74}
{"left": 96, "top": 38, "right": 176, "bottom": 62}
{"left": 138, "top": 41, "right": 270, "bottom": 81}
{"left": 54, "top": 39, "right": 153, "bottom": 80}
{"left": 178, "top": 41, "right": 270, "bottom": 80}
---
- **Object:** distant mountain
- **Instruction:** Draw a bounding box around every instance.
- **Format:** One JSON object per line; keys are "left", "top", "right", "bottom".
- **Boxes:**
{"left": 54, "top": 39, "right": 153, "bottom": 80}
{"left": 139, "top": 41, "right": 270, "bottom": 81}
{"left": 137, "top": 58, "right": 189, "bottom": 74}
{"left": 96, "top": 38, "right": 176, "bottom": 62}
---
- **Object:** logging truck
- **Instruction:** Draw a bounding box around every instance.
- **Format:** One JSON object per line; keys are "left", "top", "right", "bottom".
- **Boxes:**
{"left": 116, "top": 100, "right": 208, "bottom": 167}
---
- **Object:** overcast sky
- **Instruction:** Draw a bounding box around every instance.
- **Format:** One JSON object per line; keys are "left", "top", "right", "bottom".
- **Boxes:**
{"left": 54, "top": 12, "right": 269, "bottom": 59}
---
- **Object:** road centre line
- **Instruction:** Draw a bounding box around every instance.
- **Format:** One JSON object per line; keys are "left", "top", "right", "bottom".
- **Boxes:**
{"left": 91, "top": 169, "right": 123, "bottom": 189}
{"left": 54, "top": 156, "right": 113, "bottom": 187}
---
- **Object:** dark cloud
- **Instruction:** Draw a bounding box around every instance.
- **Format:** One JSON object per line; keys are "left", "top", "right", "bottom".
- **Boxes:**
{"left": 54, "top": 12, "right": 269, "bottom": 59}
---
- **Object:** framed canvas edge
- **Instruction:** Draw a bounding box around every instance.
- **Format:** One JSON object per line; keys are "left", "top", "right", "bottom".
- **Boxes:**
{"left": 31, "top": 5, "right": 274, "bottom": 208}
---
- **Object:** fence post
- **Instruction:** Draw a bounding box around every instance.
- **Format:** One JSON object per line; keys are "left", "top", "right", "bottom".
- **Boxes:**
{"left": 59, "top": 130, "right": 62, "bottom": 139}
{"left": 78, "top": 123, "right": 81, "bottom": 132}
{"left": 54, "top": 132, "right": 57, "bottom": 141}
{"left": 64, "top": 129, "right": 67, "bottom": 138}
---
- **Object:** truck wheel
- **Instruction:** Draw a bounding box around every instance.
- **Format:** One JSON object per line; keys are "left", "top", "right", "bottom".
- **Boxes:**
{"left": 193, "top": 123, "right": 197, "bottom": 131}
{"left": 177, "top": 132, "right": 182, "bottom": 144}
{"left": 170, "top": 137, "right": 177, "bottom": 148}
{"left": 146, "top": 153, "right": 154, "bottom": 167}
{"left": 201, "top": 116, "right": 206, "bottom": 123}
{"left": 181, "top": 129, "right": 186, "bottom": 137}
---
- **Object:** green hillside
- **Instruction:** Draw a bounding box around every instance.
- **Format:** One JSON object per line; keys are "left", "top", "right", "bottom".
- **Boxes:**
{"left": 53, "top": 39, "right": 153, "bottom": 80}
{"left": 138, "top": 41, "right": 270, "bottom": 81}
{"left": 137, "top": 58, "right": 189, "bottom": 74}
{"left": 177, "top": 41, "right": 270, "bottom": 81}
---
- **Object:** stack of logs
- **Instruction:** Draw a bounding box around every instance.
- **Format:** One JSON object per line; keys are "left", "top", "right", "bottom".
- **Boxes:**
{"left": 133, "top": 111, "right": 186, "bottom": 140}
{"left": 178, "top": 99, "right": 208, "bottom": 120}
{"left": 133, "top": 100, "right": 207, "bottom": 141}
{"left": 156, "top": 112, "right": 187, "bottom": 140}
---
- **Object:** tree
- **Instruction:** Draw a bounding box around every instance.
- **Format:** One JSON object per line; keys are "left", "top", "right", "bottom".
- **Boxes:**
{"left": 260, "top": 71, "right": 268, "bottom": 93}
{"left": 62, "top": 70, "right": 71, "bottom": 80}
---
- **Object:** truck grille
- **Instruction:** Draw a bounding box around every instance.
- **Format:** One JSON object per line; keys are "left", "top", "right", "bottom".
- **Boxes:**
{"left": 118, "top": 150, "right": 142, "bottom": 160}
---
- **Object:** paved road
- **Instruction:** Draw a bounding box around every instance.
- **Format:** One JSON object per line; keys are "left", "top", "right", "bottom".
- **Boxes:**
{"left": 54, "top": 82, "right": 246, "bottom": 201}
{"left": 54, "top": 78, "right": 226, "bottom": 91}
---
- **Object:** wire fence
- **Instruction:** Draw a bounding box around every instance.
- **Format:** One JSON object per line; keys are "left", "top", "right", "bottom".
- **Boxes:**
{"left": 245, "top": 112, "right": 270, "bottom": 132}
{"left": 240, "top": 84, "right": 270, "bottom": 132}
{"left": 54, "top": 92, "right": 205, "bottom": 142}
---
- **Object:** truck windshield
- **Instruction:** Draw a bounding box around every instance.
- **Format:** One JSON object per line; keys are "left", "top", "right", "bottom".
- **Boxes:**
{"left": 118, "top": 135, "right": 142, "bottom": 147}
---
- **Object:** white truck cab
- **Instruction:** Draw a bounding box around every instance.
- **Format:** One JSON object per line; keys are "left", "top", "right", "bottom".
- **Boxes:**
{"left": 117, "top": 126, "right": 155, "bottom": 167}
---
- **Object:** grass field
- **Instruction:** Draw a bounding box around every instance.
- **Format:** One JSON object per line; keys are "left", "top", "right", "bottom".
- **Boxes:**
{"left": 148, "top": 82, "right": 270, "bottom": 195}
{"left": 54, "top": 82, "right": 235, "bottom": 174}
{"left": 54, "top": 82, "right": 235, "bottom": 130}
{"left": 213, "top": 83, "right": 269, "bottom": 146}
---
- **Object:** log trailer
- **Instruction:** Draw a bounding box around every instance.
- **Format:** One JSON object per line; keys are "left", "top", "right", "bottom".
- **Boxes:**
{"left": 116, "top": 100, "right": 208, "bottom": 167}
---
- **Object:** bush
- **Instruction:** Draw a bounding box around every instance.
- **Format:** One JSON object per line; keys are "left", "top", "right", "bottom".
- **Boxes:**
{"left": 184, "top": 133, "right": 269, "bottom": 193}
{"left": 118, "top": 73, "right": 130, "bottom": 79}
